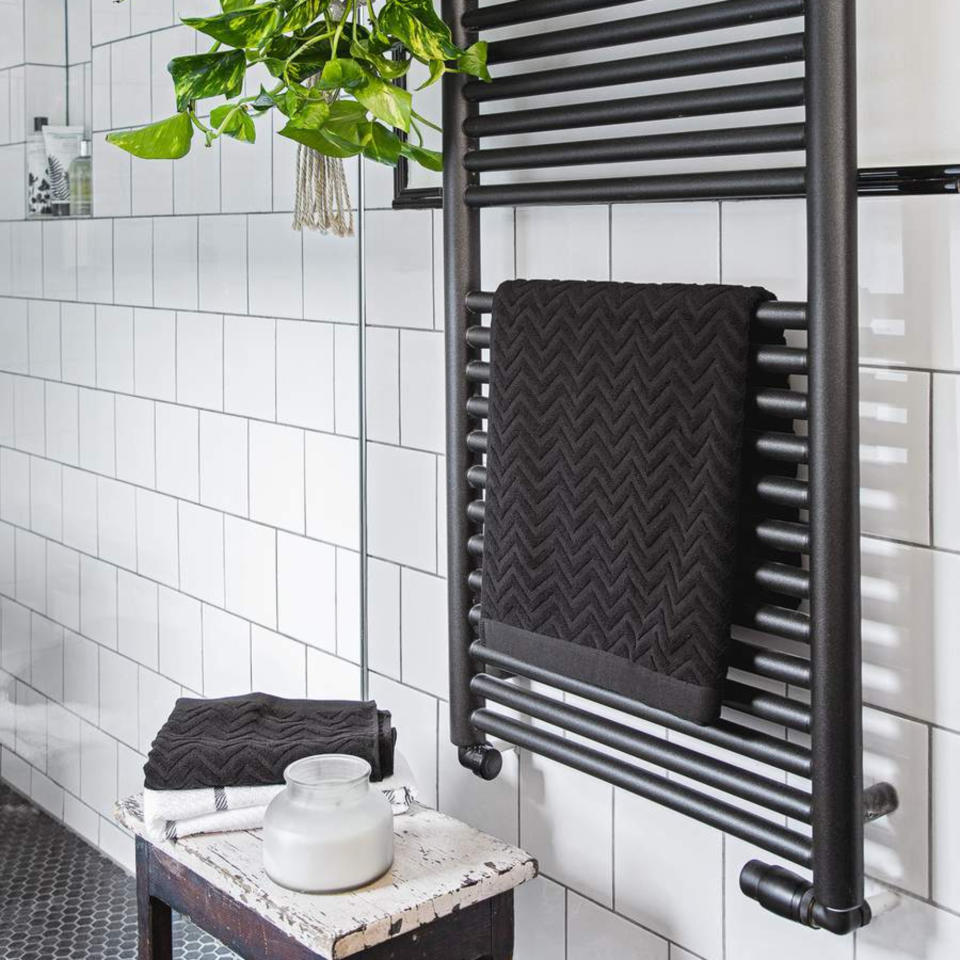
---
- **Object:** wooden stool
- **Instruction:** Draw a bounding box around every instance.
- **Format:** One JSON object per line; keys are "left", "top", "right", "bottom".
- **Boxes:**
{"left": 116, "top": 795, "right": 536, "bottom": 960}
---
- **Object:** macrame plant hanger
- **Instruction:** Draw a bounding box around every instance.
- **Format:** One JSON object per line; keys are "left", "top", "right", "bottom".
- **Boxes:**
{"left": 292, "top": 77, "right": 354, "bottom": 237}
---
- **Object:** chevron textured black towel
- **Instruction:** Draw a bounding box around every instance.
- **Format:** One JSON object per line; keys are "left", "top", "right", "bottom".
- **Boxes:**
{"left": 143, "top": 694, "right": 396, "bottom": 789}
{"left": 481, "top": 280, "right": 776, "bottom": 724}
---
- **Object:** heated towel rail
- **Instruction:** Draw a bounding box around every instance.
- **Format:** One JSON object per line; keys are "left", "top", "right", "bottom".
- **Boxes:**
{"left": 441, "top": 0, "right": 935, "bottom": 934}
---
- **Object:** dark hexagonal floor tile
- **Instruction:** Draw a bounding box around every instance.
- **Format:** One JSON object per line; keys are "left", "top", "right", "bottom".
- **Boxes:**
{"left": 0, "top": 781, "right": 239, "bottom": 960}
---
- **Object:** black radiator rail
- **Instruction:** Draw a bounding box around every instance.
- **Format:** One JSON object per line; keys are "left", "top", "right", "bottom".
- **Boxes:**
{"left": 441, "top": 0, "right": 920, "bottom": 933}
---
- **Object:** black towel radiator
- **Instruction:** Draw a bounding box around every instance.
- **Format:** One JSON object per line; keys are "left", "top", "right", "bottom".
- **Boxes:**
{"left": 442, "top": 0, "right": 947, "bottom": 935}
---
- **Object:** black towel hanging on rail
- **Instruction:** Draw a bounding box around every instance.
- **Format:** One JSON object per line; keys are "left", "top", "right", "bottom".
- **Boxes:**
{"left": 481, "top": 280, "right": 776, "bottom": 724}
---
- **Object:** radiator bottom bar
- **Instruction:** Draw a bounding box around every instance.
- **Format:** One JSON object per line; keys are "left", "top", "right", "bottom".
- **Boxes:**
{"left": 470, "top": 640, "right": 813, "bottom": 776}
{"left": 472, "top": 674, "right": 814, "bottom": 821}
{"left": 470, "top": 707, "right": 815, "bottom": 867}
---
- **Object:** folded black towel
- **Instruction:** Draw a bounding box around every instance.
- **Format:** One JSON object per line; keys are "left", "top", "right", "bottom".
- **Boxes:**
{"left": 143, "top": 694, "right": 396, "bottom": 789}
{"left": 481, "top": 280, "right": 776, "bottom": 724}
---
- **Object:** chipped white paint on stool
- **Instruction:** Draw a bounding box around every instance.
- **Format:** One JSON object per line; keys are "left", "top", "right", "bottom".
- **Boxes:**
{"left": 116, "top": 794, "right": 537, "bottom": 959}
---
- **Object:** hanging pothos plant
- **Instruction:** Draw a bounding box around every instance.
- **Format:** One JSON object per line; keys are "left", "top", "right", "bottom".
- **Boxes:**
{"left": 107, "top": 0, "right": 489, "bottom": 171}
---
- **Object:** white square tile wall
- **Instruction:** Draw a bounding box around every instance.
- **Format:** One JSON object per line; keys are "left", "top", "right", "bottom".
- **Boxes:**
{"left": 614, "top": 793, "right": 723, "bottom": 958}
{"left": 201, "top": 605, "right": 251, "bottom": 699}
{"left": 277, "top": 532, "right": 336, "bottom": 652}
{"left": 199, "top": 412, "right": 247, "bottom": 516}
{"left": 0, "top": 0, "right": 366, "bottom": 875}
{"left": 176, "top": 311, "right": 223, "bottom": 410}
{"left": 172, "top": 143, "right": 219, "bottom": 217}
{"left": 198, "top": 216, "right": 247, "bottom": 316}
{"left": 567, "top": 892, "right": 667, "bottom": 960}
{"left": 1, "top": 7, "right": 959, "bottom": 957}
{"left": 248, "top": 421, "right": 304, "bottom": 533}
{"left": 276, "top": 320, "right": 335, "bottom": 432}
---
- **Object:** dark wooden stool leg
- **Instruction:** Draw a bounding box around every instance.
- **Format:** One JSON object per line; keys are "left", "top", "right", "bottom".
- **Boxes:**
{"left": 488, "top": 892, "right": 514, "bottom": 960}
{"left": 137, "top": 837, "right": 173, "bottom": 960}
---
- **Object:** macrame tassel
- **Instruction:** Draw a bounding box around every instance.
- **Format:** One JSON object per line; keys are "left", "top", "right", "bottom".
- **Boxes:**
{"left": 292, "top": 78, "right": 354, "bottom": 237}
{"left": 293, "top": 142, "right": 355, "bottom": 237}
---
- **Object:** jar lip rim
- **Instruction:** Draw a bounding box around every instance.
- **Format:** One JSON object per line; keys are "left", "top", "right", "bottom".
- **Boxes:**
{"left": 284, "top": 754, "right": 372, "bottom": 788}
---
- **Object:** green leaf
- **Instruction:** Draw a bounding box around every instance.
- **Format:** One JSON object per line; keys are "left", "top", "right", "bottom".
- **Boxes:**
{"left": 262, "top": 34, "right": 331, "bottom": 81}
{"left": 394, "top": 0, "right": 457, "bottom": 39}
{"left": 349, "top": 38, "right": 411, "bottom": 81}
{"left": 379, "top": 0, "right": 461, "bottom": 63}
{"left": 417, "top": 58, "right": 445, "bottom": 90}
{"left": 278, "top": 100, "right": 369, "bottom": 158}
{"left": 401, "top": 140, "right": 443, "bottom": 171}
{"left": 321, "top": 99, "right": 370, "bottom": 150}
{"left": 282, "top": 0, "right": 325, "bottom": 32}
{"left": 107, "top": 113, "right": 194, "bottom": 160}
{"left": 251, "top": 84, "right": 301, "bottom": 116}
{"left": 182, "top": 5, "right": 283, "bottom": 48}
{"left": 457, "top": 41, "right": 490, "bottom": 82}
{"left": 251, "top": 85, "right": 277, "bottom": 112}
{"left": 221, "top": 0, "right": 251, "bottom": 11}
{"left": 280, "top": 124, "right": 362, "bottom": 158}
{"left": 328, "top": 99, "right": 369, "bottom": 124}
{"left": 288, "top": 100, "right": 331, "bottom": 130}
{"left": 263, "top": 34, "right": 298, "bottom": 58}
{"left": 316, "top": 58, "right": 366, "bottom": 91}
{"left": 362, "top": 122, "right": 403, "bottom": 165}
{"left": 349, "top": 28, "right": 392, "bottom": 55}
{"left": 353, "top": 70, "right": 412, "bottom": 132}
{"left": 210, "top": 104, "right": 257, "bottom": 142}
{"left": 168, "top": 50, "right": 246, "bottom": 111}
{"left": 295, "top": 14, "right": 339, "bottom": 41}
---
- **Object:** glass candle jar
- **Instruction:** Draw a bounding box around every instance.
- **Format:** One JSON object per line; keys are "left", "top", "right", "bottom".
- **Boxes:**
{"left": 263, "top": 755, "right": 394, "bottom": 893}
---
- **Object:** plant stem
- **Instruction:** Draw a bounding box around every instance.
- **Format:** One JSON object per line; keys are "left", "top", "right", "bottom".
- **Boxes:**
{"left": 412, "top": 110, "right": 442, "bottom": 133}
{"left": 282, "top": 30, "right": 331, "bottom": 89}
{"left": 283, "top": 26, "right": 337, "bottom": 89}
{"left": 213, "top": 105, "right": 244, "bottom": 136}
{"left": 331, "top": 0, "right": 354, "bottom": 59}
{"left": 187, "top": 108, "right": 216, "bottom": 147}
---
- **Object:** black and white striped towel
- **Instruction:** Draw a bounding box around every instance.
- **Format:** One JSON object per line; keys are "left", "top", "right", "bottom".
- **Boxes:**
{"left": 142, "top": 753, "right": 418, "bottom": 842}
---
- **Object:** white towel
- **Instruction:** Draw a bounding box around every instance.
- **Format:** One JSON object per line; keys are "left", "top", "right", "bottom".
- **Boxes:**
{"left": 142, "top": 754, "right": 418, "bottom": 842}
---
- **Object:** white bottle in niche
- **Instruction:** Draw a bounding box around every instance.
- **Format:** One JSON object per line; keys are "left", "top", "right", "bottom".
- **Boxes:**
{"left": 43, "top": 126, "right": 84, "bottom": 217}
{"left": 26, "top": 117, "right": 51, "bottom": 216}
{"left": 69, "top": 140, "right": 93, "bottom": 217}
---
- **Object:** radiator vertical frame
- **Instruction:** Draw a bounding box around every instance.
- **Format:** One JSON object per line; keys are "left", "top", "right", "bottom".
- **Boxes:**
{"left": 443, "top": 0, "right": 494, "bottom": 774}
{"left": 805, "top": 0, "right": 865, "bottom": 915}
